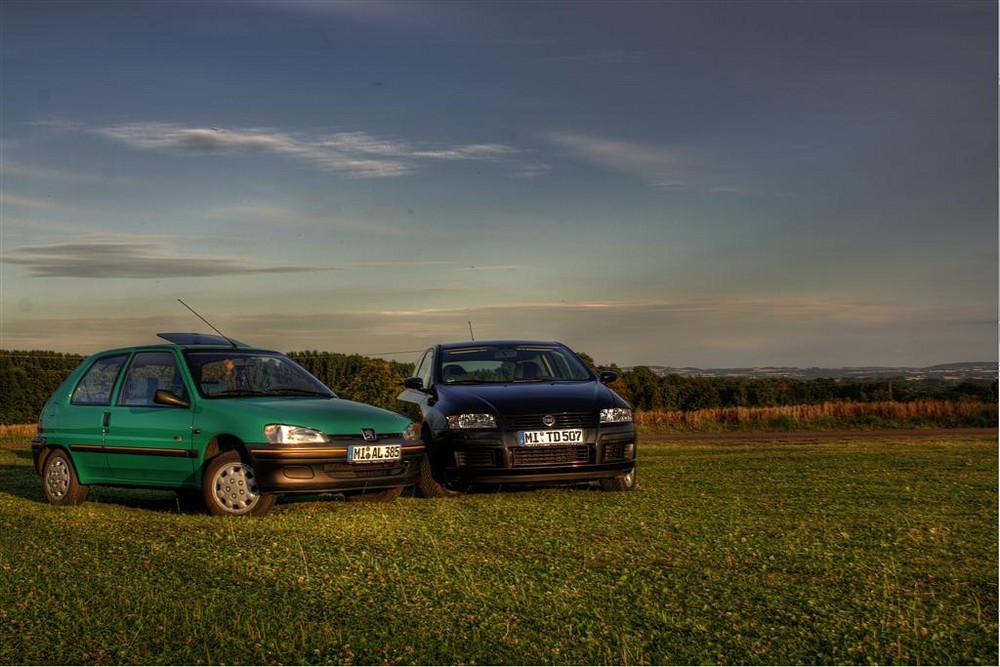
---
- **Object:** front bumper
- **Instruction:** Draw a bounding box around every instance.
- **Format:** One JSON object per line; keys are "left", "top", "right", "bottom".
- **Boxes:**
{"left": 431, "top": 423, "right": 636, "bottom": 486}
{"left": 246, "top": 441, "right": 425, "bottom": 495}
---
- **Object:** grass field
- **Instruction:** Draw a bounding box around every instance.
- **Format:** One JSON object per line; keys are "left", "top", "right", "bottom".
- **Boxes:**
{"left": 1, "top": 432, "right": 996, "bottom": 665}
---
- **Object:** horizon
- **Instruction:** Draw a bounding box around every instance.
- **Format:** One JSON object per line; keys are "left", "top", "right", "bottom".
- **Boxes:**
{"left": 1, "top": 340, "right": 995, "bottom": 374}
{"left": 2, "top": 1, "right": 997, "bottom": 369}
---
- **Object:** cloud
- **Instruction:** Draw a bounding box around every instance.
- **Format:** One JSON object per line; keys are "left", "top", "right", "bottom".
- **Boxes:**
{"left": 4, "top": 295, "right": 992, "bottom": 366}
{"left": 544, "top": 131, "right": 753, "bottom": 193}
{"left": 2, "top": 240, "right": 336, "bottom": 279}
{"left": 95, "top": 122, "right": 533, "bottom": 178}
{"left": 2, "top": 161, "right": 105, "bottom": 184}
{"left": 0, "top": 194, "right": 85, "bottom": 212}
{"left": 206, "top": 203, "right": 413, "bottom": 237}
{"left": 545, "top": 131, "right": 687, "bottom": 188}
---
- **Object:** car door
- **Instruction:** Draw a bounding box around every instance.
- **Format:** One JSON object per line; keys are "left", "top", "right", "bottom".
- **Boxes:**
{"left": 104, "top": 350, "right": 197, "bottom": 485}
{"left": 55, "top": 353, "right": 130, "bottom": 483}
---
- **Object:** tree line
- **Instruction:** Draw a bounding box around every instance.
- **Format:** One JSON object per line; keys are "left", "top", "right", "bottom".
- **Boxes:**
{"left": 607, "top": 365, "right": 997, "bottom": 412}
{"left": 1, "top": 349, "right": 995, "bottom": 425}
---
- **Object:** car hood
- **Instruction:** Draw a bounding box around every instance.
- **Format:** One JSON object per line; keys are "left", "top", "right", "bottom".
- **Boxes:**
{"left": 436, "top": 381, "right": 629, "bottom": 415}
{"left": 205, "top": 396, "right": 411, "bottom": 436}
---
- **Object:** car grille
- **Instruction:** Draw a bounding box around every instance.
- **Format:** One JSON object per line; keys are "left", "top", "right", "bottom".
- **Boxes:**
{"left": 512, "top": 445, "right": 590, "bottom": 467}
{"left": 322, "top": 462, "right": 408, "bottom": 479}
{"left": 503, "top": 412, "right": 597, "bottom": 430}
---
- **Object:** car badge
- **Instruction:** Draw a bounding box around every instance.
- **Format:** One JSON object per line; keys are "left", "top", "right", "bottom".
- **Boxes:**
{"left": 362, "top": 428, "right": 377, "bottom": 442}
{"left": 542, "top": 414, "right": 556, "bottom": 427}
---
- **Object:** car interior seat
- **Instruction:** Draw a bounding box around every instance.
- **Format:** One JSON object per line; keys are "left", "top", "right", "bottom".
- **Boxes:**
{"left": 515, "top": 361, "right": 541, "bottom": 380}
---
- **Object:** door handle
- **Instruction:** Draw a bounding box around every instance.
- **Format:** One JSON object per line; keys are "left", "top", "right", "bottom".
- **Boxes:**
{"left": 102, "top": 411, "right": 112, "bottom": 429}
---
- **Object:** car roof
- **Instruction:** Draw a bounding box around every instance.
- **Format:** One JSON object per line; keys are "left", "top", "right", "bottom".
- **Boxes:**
{"left": 157, "top": 332, "right": 250, "bottom": 347}
{"left": 87, "top": 333, "right": 272, "bottom": 357}
{"left": 437, "top": 339, "right": 566, "bottom": 349}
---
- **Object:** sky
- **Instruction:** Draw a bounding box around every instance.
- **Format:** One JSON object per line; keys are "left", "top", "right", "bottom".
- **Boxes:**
{"left": 1, "top": 0, "right": 997, "bottom": 369}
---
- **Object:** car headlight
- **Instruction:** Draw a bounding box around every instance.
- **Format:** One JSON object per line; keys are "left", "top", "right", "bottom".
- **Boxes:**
{"left": 600, "top": 407, "right": 633, "bottom": 423}
{"left": 403, "top": 422, "right": 422, "bottom": 441}
{"left": 264, "top": 424, "right": 328, "bottom": 445}
{"left": 446, "top": 413, "right": 497, "bottom": 429}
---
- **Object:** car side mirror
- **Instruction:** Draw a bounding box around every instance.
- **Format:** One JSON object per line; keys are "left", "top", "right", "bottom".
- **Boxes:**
{"left": 599, "top": 371, "right": 618, "bottom": 385}
{"left": 403, "top": 377, "right": 424, "bottom": 390}
{"left": 154, "top": 389, "right": 190, "bottom": 408}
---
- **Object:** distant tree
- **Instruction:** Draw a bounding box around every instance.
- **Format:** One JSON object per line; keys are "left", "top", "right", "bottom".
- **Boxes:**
{"left": 343, "top": 359, "right": 408, "bottom": 414}
{"left": 0, "top": 351, "right": 84, "bottom": 424}
{"left": 624, "top": 366, "right": 661, "bottom": 411}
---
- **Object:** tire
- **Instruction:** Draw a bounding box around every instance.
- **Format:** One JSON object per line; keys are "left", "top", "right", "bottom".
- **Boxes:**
{"left": 416, "top": 453, "right": 462, "bottom": 498}
{"left": 202, "top": 450, "right": 276, "bottom": 517}
{"left": 42, "top": 449, "right": 89, "bottom": 506}
{"left": 344, "top": 486, "right": 404, "bottom": 503}
{"left": 599, "top": 466, "right": 636, "bottom": 492}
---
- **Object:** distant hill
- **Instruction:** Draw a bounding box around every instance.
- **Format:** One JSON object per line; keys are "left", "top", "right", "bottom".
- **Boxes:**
{"left": 630, "top": 362, "right": 998, "bottom": 382}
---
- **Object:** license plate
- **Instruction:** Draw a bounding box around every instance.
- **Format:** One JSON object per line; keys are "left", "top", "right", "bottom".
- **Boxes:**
{"left": 348, "top": 444, "right": 401, "bottom": 463}
{"left": 518, "top": 429, "right": 584, "bottom": 446}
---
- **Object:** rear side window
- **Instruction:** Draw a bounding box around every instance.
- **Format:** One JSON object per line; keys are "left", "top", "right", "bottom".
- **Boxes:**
{"left": 71, "top": 354, "right": 128, "bottom": 405}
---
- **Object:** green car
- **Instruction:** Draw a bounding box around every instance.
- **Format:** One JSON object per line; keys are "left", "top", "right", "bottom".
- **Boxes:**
{"left": 31, "top": 333, "right": 425, "bottom": 516}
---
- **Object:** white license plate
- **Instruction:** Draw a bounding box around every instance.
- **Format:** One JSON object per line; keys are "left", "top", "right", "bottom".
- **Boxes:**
{"left": 518, "top": 429, "right": 585, "bottom": 446}
{"left": 348, "top": 444, "right": 401, "bottom": 463}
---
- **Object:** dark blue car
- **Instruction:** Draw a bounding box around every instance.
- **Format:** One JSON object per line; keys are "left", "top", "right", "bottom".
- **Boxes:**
{"left": 398, "top": 340, "right": 636, "bottom": 496}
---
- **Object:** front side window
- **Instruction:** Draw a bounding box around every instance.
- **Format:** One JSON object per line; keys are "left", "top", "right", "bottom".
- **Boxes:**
{"left": 414, "top": 348, "right": 435, "bottom": 388}
{"left": 438, "top": 344, "right": 594, "bottom": 384}
{"left": 118, "top": 351, "right": 186, "bottom": 406}
{"left": 71, "top": 354, "right": 128, "bottom": 405}
{"left": 185, "top": 352, "right": 334, "bottom": 398}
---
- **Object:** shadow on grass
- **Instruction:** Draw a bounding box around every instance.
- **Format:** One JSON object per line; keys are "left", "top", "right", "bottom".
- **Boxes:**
{"left": 0, "top": 457, "right": 200, "bottom": 514}
{"left": 2, "top": 447, "right": 609, "bottom": 515}
{"left": 0, "top": 460, "right": 45, "bottom": 502}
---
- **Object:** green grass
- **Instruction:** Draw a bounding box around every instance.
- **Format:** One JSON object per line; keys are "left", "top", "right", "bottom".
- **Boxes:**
{"left": 1, "top": 433, "right": 996, "bottom": 665}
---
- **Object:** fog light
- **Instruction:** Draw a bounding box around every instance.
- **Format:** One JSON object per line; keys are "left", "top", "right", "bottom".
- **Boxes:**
{"left": 282, "top": 465, "right": 315, "bottom": 480}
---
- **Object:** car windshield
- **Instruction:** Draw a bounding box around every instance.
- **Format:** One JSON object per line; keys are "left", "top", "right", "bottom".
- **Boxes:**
{"left": 185, "top": 351, "right": 335, "bottom": 398}
{"left": 438, "top": 344, "right": 594, "bottom": 384}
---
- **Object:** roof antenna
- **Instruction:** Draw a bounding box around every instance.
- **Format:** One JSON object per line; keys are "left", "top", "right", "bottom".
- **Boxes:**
{"left": 177, "top": 299, "right": 239, "bottom": 348}
{"left": 468, "top": 321, "right": 475, "bottom": 341}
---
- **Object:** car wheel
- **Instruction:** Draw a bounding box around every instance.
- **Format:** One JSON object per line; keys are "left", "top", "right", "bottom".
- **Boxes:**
{"left": 344, "top": 486, "right": 404, "bottom": 503}
{"left": 416, "top": 453, "right": 462, "bottom": 498}
{"left": 41, "top": 449, "right": 89, "bottom": 506}
{"left": 599, "top": 466, "right": 636, "bottom": 492}
{"left": 202, "top": 450, "right": 276, "bottom": 517}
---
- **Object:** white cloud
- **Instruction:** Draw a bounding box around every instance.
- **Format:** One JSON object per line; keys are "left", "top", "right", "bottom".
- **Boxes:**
{"left": 95, "top": 122, "right": 532, "bottom": 178}
{"left": 545, "top": 131, "right": 686, "bottom": 188}
{"left": 545, "top": 131, "right": 751, "bottom": 192}
{"left": 2, "top": 239, "right": 336, "bottom": 278}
